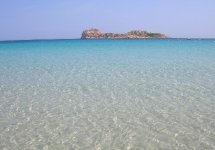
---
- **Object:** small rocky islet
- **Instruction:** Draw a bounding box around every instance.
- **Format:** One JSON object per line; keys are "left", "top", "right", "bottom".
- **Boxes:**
{"left": 81, "top": 28, "right": 168, "bottom": 39}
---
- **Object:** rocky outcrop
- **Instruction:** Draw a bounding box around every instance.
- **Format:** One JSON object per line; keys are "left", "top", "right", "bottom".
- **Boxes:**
{"left": 81, "top": 28, "right": 103, "bottom": 39}
{"left": 81, "top": 28, "right": 168, "bottom": 39}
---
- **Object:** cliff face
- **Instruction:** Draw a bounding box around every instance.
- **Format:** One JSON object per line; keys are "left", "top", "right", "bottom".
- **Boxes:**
{"left": 81, "top": 28, "right": 168, "bottom": 39}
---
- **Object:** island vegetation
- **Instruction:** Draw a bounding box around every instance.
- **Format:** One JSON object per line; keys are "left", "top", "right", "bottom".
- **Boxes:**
{"left": 81, "top": 28, "right": 168, "bottom": 39}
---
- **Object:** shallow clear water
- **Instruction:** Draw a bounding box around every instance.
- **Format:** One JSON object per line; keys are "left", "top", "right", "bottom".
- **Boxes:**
{"left": 0, "top": 39, "right": 215, "bottom": 150}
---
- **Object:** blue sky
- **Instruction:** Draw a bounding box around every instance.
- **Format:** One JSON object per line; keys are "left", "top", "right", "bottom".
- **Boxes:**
{"left": 0, "top": 0, "right": 214, "bottom": 40}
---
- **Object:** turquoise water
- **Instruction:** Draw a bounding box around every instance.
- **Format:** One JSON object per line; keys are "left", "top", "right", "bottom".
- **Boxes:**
{"left": 0, "top": 39, "right": 215, "bottom": 149}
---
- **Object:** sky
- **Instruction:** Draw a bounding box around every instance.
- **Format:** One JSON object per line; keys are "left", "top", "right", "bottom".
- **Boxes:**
{"left": 0, "top": 0, "right": 214, "bottom": 40}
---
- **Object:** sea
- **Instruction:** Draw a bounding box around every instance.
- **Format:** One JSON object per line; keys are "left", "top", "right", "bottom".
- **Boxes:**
{"left": 0, "top": 39, "right": 215, "bottom": 149}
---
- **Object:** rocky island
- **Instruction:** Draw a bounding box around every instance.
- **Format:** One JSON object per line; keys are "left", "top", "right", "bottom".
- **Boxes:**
{"left": 81, "top": 28, "right": 168, "bottom": 39}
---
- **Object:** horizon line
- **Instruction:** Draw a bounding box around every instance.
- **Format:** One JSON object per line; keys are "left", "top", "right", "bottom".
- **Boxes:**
{"left": 1, "top": 38, "right": 215, "bottom": 43}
